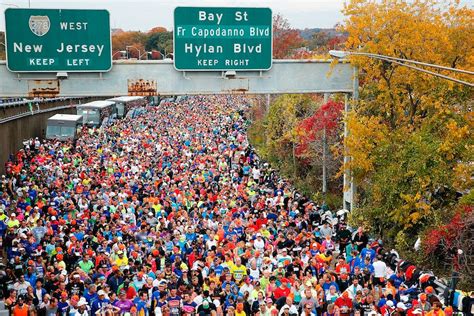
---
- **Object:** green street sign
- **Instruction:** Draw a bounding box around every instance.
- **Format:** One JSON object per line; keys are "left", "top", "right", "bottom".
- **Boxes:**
{"left": 5, "top": 8, "right": 112, "bottom": 72}
{"left": 174, "top": 7, "right": 272, "bottom": 71}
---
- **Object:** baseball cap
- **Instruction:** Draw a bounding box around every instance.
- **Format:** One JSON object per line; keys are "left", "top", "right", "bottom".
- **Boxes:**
{"left": 397, "top": 302, "right": 407, "bottom": 310}
{"left": 98, "top": 290, "right": 106, "bottom": 296}
{"left": 77, "top": 300, "right": 87, "bottom": 307}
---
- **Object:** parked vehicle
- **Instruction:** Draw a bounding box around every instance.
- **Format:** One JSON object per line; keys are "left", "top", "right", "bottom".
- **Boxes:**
{"left": 107, "top": 96, "right": 146, "bottom": 118}
{"left": 76, "top": 100, "right": 117, "bottom": 127}
{"left": 45, "top": 114, "right": 83, "bottom": 141}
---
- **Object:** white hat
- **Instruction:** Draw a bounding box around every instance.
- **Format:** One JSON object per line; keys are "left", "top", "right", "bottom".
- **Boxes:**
{"left": 396, "top": 302, "right": 407, "bottom": 310}
{"left": 98, "top": 290, "right": 106, "bottom": 296}
{"left": 386, "top": 301, "right": 394, "bottom": 308}
{"left": 77, "top": 299, "right": 88, "bottom": 307}
{"left": 413, "top": 309, "right": 423, "bottom": 314}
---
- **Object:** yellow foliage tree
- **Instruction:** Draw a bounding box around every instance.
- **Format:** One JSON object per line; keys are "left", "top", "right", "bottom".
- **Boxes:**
{"left": 340, "top": 0, "right": 474, "bottom": 262}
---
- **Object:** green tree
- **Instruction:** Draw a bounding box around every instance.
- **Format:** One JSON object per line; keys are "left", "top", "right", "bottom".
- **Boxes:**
{"left": 145, "top": 31, "right": 173, "bottom": 55}
{"left": 341, "top": 0, "right": 473, "bottom": 285}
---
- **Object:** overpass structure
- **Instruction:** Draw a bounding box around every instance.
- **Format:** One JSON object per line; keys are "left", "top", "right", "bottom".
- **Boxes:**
{"left": 0, "top": 60, "right": 354, "bottom": 97}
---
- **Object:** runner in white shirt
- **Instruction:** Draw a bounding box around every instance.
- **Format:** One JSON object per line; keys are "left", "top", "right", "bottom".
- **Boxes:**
{"left": 372, "top": 255, "right": 388, "bottom": 293}
{"left": 373, "top": 255, "right": 387, "bottom": 278}
{"left": 254, "top": 233, "right": 265, "bottom": 251}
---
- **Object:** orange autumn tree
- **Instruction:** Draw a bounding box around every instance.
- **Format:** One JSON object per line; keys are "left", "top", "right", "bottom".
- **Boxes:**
{"left": 112, "top": 31, "right": 147, "bottom": 58}
{"left": 341, "top": 0, "right": 473, "bottom": 286}
{"left": 272, "top": 14, "right": 305, "bottom": 59}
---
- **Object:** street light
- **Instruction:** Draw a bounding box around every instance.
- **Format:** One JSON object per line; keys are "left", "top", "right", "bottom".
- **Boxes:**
{"left": 138, "top": 52, "right": 149, "bottom": 60}
{"left": 329, "top": 50, "right": 474, "bottom": 87}
{"left": 112, "top": 50, "right": 127, "bottom": 59}
{"left": 126, "top": 46, "right": 141, "bottom": 60}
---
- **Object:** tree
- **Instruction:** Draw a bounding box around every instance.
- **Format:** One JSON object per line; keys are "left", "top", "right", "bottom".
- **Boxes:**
{"left": 296, "top": 100, "right": 344, "bottom": 159}
{"left": 112, "top": 31, "right": 147, "bottom": 58}
{"left": 148, "top": 26, "right": 168, "bottom": 34}
{"left": 296, "top": 100, "right": 345, "bottom": 194}
{"left": 422, "top": 204, "right": 474, "bottom": 288}
{"left": 341, "top": 0, "right": 473, "bottom": 286}
{"left": 145, "top": 31, "right": 173, "bottom": 55}
{"left": 0, "top": 31, "right": 5, "bottom": 60}
{"left": 263, "top": 95, "right": 316, "bottom": 175}
{"left": 272, "top": 13, "right": 305, "bottom": 59}
{"left": 309, "top": 31, "right": 330, "bottom": 49}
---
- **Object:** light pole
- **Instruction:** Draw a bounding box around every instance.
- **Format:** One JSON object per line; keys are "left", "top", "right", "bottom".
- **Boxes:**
{"left": 329, "top": 50, "right": 474, "bottom": 87}
{"left": 139, "top": 52, "right": 149, "bottom": 60}
{"left": 330, "top": 49, "right": 473, "bottom": 210}
{"left": 112, "top": 50, "right": 127, "bottom": 59}
{"left": 126, "top": 46, "right": 141, "bottom": 60}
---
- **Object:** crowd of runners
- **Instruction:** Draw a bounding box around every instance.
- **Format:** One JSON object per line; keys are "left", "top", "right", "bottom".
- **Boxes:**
{"left": 0, "top": 96, "right": 472, "bottom": 316}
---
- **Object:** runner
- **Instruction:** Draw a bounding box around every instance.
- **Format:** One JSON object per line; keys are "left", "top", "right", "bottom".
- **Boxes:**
{"left": 0, "top": 96, "right": 457, "bottom": 316}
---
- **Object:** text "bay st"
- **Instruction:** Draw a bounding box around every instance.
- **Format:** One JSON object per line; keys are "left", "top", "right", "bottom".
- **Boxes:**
{"left": 198, "top": 10, "right": 249, "bottom": 25}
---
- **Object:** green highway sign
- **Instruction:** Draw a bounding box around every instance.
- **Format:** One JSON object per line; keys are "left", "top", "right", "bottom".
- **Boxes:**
{"left": 174, "top": 7, "right": 272, "bottom": 71}
{"left": 5, "top": 8, "right": 112, "bottom": 72}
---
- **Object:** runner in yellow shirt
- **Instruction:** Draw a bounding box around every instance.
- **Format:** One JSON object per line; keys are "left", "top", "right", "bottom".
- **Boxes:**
{"left": 230, "top": 257, "right": 247, "bottom": 283}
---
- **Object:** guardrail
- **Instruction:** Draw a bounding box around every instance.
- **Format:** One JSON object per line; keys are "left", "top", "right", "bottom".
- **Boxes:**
{"left": 0, "top": 104, "right": 77, "bottom": 124}
{"left": 0, "top": 97, "right": 83, "bottom": 108}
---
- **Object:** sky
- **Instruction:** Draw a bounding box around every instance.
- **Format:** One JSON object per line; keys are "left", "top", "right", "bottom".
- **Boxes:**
{"left": 0, "top": 0, "right": 346, "bottom": 32}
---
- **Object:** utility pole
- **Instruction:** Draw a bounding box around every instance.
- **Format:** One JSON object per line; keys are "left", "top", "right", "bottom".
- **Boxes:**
{"left": 265, "top": 94, "right": 270, "bottom": 114}
{"left": 322, "top": 93, "right": 329, "bottom": 198}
